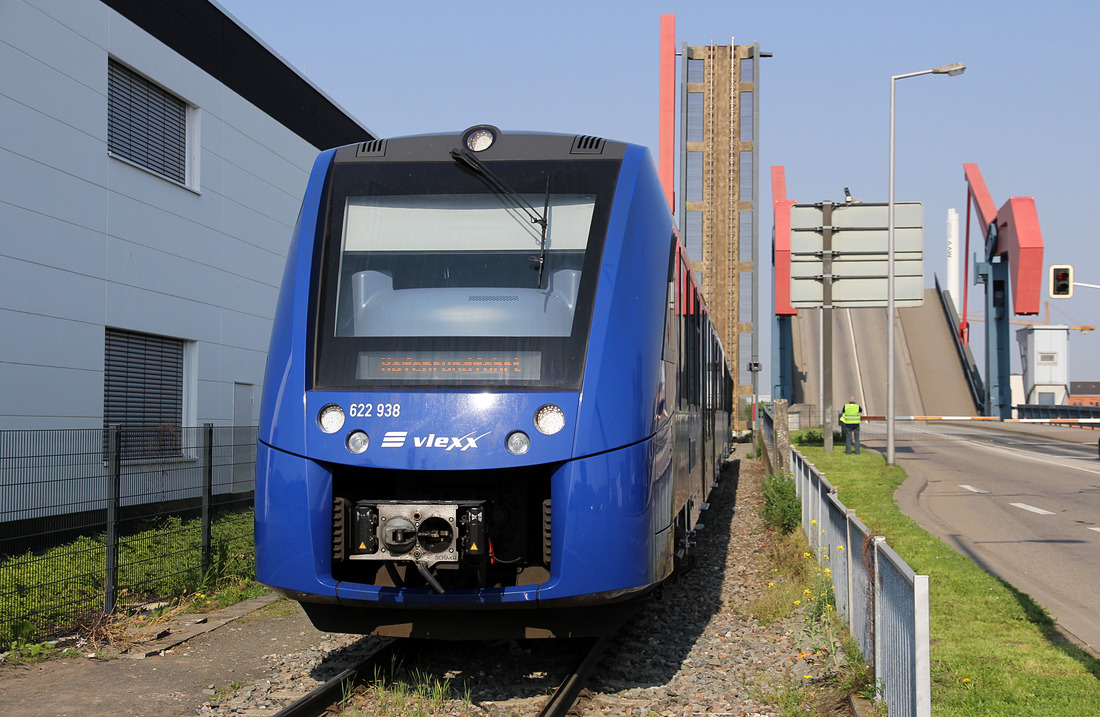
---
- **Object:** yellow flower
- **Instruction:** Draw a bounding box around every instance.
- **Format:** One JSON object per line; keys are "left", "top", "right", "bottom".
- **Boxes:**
{"left": 811, "top": 519, "right": 817, "bottom": 525}
{"left": 804, "top": 588, "right": 813, "bottom": 595}
{"left": 838, "top": 545, "right": 845, "bottom": 551}
{"left": 794, "top": 600, "right": 801, "bottom": 606}
{"left": 803, "top": 552, "right": 811, "bottom": 558}
{"left": 768, "top": 582, "right": 775, "bottom": 587}
{"left": 963, "top": 678, "right": 970, "bottom": 684}
{"left": 823, "top": 568, "right": 831, "bottom": 573}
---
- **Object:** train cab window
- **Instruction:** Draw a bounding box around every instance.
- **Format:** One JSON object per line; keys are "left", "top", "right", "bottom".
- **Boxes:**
{"left": 314, "top": 158, "right": 619, "bottom": 390}
{"left": 335, "top": 193, "right": 595, "bottom": 339}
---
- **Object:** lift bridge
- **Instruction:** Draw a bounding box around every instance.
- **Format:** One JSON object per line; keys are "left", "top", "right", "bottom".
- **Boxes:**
{"left": 769, "top": 163, "right": 1095, "bottom": 426}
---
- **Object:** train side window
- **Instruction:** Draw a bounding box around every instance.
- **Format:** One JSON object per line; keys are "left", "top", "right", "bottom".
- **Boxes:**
{"left": 662, "top": 235, "right": 677, "bottom": 364}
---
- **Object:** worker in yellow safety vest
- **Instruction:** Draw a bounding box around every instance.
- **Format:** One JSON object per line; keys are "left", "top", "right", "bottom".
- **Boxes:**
{"left": 839, "top": 397, "right": 862, "bottom": 455}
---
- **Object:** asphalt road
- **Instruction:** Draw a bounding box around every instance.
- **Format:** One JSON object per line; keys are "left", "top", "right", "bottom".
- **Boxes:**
{"left": 871, "top": 420, "right": 1100, "bottom": 652}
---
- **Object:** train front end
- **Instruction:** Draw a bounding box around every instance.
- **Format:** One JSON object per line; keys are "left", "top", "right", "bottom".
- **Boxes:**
{"left": 256, "top": 127, "right": 677, "bottom": 638}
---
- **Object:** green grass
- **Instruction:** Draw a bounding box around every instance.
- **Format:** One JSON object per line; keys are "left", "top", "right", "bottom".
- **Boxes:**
{"left": 0, "top": 508, "right": 257, "bottom": 648}
{"left": 749, "top": 502, "right": 877, "bottom": 716}
{"left": 792, "top": 440, "right": 1100, "bottom": 716}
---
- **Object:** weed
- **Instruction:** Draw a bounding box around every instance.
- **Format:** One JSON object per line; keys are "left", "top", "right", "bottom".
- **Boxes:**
{"left": 2, "top": 638, "right": 83, "bottom": 664}
{"left": 351, "top": 652, "right": 471, "bottom": 716}
{"left": 760, "top": 473, "right": 801, "bottom": 534}
{"left": 211, "top": 681, "right": 244, "bottom": 702}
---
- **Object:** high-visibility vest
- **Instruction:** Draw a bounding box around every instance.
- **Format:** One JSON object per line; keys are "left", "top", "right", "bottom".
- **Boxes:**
{"left": 840, "top": 403, "right": 861, "bottom": 425}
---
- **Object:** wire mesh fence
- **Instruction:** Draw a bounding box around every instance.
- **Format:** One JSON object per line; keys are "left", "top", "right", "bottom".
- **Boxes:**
{"left": 0, "top": 425, "right": 256, "bottom": 647}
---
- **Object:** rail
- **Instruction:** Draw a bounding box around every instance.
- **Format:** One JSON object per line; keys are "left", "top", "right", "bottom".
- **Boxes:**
{"left": 1015, "top": 403, "right": 1100, "bottom": 422}
{"left": 934, "top": 276, "right": 985, "bottom": 412}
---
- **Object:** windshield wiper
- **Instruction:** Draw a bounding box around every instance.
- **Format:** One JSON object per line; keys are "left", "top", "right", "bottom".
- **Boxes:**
{"left": 450, "top": 148, "right": 550, "bottom": 288}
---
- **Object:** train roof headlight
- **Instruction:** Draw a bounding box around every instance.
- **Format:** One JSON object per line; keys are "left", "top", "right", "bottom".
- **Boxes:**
{"left": 346, "top": 430, "right": 369, "bottom": 454}
{"left": 534, "top": 404, "right": 566, "bottom": 435}
{"left": 463, "top": 126, "right": 497, "bottom": 152}
{"left": 507, "top": 431, "right": 530, "bottom": 455}
{"left": 318, "top": 404, "right": 345, "bottom": 434}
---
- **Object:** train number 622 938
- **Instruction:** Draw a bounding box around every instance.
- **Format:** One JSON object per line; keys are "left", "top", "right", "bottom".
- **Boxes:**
{"left": 348, "top": 403, "right": 400, "bottom": 418}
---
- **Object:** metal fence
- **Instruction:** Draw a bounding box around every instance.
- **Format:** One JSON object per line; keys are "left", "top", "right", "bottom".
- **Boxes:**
{"left": 0, "top": 425, "right": 256, "bottom": 647}
{"left": 791, "top": 448, "right": 930, "bottom": 717}
{"left": 1016, "top": 403, "right": 1100, "bottom": 421}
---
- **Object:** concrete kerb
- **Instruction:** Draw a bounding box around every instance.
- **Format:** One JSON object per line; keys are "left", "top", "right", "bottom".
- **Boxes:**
{"left": 126, "top": 593, "right": 280, "bottom": 658}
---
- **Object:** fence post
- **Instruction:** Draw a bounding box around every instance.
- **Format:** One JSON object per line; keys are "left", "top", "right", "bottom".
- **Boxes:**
{"left": 202, "top": 423, "right": 213, "bottom": 580}
{"left": 915, "top": 573, "right": 931, "bottom": 717}
{"left": 872, "top": 535, "right": 886, "bottom": 704}
{"left": 774, "top": 398, "right": 789, "bottom": 473}
{"left": 845, "top": 509, "right": 857, "bottom": 635}
{"left": 104, "top": 424, "right": 121, "bottom": 616}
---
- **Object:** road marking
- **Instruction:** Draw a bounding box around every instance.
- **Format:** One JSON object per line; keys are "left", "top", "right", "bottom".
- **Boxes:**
{"left": 1088, "top": 527, "right": 1100, "bottom": 534}
{"left": 1010, "top": 502, "right": 1055, "bottom": 515}
{"left": 844, "top": 308, "right": 868, "bottom": 408}
{"left": 902, "top": 425, "right": 1100, "bottom": 477}
{"left": 959, "top": 485, "right": 989, "bottom": 494}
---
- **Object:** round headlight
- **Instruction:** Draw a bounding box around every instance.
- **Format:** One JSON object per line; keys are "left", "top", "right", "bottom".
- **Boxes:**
{"left": 318, "top": 404, "right": 345, "bottom": 434}
{"left": 506, "top": 431, "right": 530, "bottom": 455}
{"left": 346, "top": 430, "right": 369, "bottom": 454}
{"left": 534, "top": 404, "right": 566, "bottom": 435}
{"left": 464, "top": 126, "right": 496, "bottom": 152}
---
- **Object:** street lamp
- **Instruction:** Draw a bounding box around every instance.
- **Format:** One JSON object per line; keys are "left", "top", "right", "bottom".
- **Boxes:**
{"left": 888, "top": 62, "right": 965, "bottom": 466}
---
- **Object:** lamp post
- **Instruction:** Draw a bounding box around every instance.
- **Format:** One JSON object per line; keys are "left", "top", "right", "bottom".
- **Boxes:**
{"left": 888, "top": 62, "right": 965, "bottom": 465}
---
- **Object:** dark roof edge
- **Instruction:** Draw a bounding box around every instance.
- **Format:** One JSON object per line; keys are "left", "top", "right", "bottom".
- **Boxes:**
{"left": 103, "top": 0, "right": 376, "bottom": 149}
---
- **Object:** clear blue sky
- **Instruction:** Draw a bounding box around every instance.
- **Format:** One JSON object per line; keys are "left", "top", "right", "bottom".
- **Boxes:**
{"left": 216, "top": 0, "right": 1100, "bottom": 386}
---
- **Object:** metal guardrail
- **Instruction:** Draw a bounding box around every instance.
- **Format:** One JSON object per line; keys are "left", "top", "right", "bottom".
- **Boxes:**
{"left": 1016, "top": 403, "right": 1100, "bottom": 421}
{"left": 934, "top": 276, "right": 985, "bottom": 411}
{"left": 791, "top": 449, "right": 929, "bottom": 717}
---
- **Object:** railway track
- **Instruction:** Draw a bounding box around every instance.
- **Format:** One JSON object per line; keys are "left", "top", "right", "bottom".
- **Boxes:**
{"left": 272, "top": 639, "right": 402, "bottom": 717}
{"left": 270, "top": 633, "right": 616, "bottom": 717}
{"left": 535, "top": 634, "right": 613, "bottom": 717}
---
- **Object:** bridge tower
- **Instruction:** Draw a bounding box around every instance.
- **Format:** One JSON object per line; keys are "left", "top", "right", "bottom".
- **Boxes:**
{"left": 660, "top": 17, "right": 766, "bottom": 431}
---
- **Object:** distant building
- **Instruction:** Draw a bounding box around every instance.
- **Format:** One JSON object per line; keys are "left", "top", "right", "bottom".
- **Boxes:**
{"left": 1069, "top": 381, "right": 1100, "bottom": 407}
{"left": 1, "top": 0, "right": 375, "bottom": 430}
{"left": 1015, "top": 325, "right": 1069, "bottom": 405}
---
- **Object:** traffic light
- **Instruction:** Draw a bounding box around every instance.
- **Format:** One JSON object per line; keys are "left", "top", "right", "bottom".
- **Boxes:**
{"left": 1049, "top": 265, "right": 1074, "bottom": 298}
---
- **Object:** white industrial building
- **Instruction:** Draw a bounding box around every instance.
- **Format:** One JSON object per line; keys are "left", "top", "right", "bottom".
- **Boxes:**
{"left": 0, "top": 0, "right": 374, "bottom": 430}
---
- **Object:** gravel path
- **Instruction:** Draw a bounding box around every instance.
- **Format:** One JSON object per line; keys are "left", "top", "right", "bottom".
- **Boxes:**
{"left": 1, "top": 447, "right": 844, "bottom": 716}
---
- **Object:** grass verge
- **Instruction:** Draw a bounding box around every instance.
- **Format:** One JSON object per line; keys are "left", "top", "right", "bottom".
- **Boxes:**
{"left": 752, "top": 478, "right": 878, "bottom": 716}
{"left": 793, "top": 440, "right": 1100, "bottom": 716}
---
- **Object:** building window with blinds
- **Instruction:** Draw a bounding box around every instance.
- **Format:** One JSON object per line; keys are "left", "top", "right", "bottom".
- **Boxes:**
{"left": 103, "top": 328, "right": 185, "bottom": 459}
{"left": 107, "top": 59, "right": 192, "bottom": 187}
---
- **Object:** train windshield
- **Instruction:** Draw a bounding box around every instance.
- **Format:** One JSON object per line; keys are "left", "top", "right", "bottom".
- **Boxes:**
{"left": 314, "top": 158, "right": 620, "bottom": 389}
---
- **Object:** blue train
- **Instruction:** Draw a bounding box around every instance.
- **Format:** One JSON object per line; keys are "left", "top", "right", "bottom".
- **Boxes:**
{"left": 255, "top": 126, "right": 734, "bottom": 639}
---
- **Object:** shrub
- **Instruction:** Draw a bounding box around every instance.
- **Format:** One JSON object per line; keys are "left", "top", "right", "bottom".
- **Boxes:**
{"left": 795, "top": 428, "right": 843, "bottom": 446}
{"left": 761, "top": 473, "right": 801, "bottom": 534}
